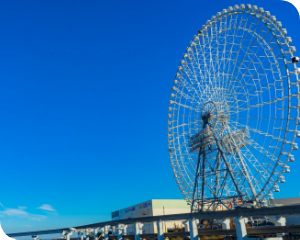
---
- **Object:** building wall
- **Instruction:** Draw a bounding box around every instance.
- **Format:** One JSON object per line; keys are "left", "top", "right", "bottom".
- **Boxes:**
{"left": 111, "top": 199, "right": 190, "bottom": 234}
{"left": 111, "top": 200, "right": 153, "bottom": 221}
{"left": 111, "top": 200, "right": 154, "bottom": 234}
{"left": 152, "top": 199, "right": 190, "bottom": 233}
{"left": 270, "top": 197, "right": 300, "bottom": 206}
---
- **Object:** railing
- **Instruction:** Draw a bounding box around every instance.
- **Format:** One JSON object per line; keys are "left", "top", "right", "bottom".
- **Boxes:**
{"left": 7, "top": 205, "right": 300, "bottom": 238}
{"left": 247, "top": 225, "right": 300, "bottom": 235}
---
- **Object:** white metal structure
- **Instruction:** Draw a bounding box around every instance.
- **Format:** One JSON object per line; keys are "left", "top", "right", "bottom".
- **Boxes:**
{"left": 168, "top": 4, "right": 300, "bottom": 212}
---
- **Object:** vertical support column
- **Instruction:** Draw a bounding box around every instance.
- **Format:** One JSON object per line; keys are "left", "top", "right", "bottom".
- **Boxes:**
{"left": 218, "top": 218, "right": 230, "bottom": 230}
{"left": 157, "top": 220, "right": 164, "bottom": 240}
{"left": 140, "top": 223, "right": 144, "bottom": 235}
{"left": 234, "top": 218, "right": 248, "bottom": 240}
{"left": 117, "top": 224, "right": 124, "bottom": 240}
{"left": 62, "top": 231, "right": 74, "bottom": 240}
{"left": 94, "top": 228, "right": 100, "bottom": 240}
{"left": 78, "top": 231, "right": 81, "bottom": 240}
{"left": 218, "top": 218, "right": 230, "bottom": 238}
{"left": 112, "top": 226, "right": 116, "bottom": 237}
{"left": 270, "top": 216, "right": 286, "bottom": 239}
{"left": 134, "top": 222, "right": 143, "bottom": 240}
{"left": 123, "top": 225, "right": 127, "bottom": 235}
{"left": 189, "top": 218, "right": 199, "bottom": 240}
{"left": 100, "top": 227, "right": 105, "bottom": 240}
{"left": 68, "top": 232, "right": 72, "bottom": 240}
{"left": 104, "top": 225, "right": 109, "bottom": 240}
{"left": 183, "top": 220, "right": 190, "bottom": 232}
{"left": 86, "top": 229, "right": 90, "bottom": 240}
{"left": 81, "top": 231, "right": 86, "bottom": 240}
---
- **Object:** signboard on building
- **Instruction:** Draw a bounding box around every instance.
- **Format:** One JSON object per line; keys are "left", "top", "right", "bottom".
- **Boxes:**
{"left": 111, "top": 211, "right": 119, "bottom": 219}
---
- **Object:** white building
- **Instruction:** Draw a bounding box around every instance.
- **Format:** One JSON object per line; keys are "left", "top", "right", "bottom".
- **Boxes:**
{"left": 111, "top": 199, "right": 190, "bottom": 234}
{"left": 269, "top": 197, "right": 300, "bottom": 225}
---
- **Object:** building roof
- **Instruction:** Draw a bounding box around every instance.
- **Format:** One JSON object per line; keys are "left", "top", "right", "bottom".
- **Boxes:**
{"left": 272, "top": 197, "right": 300, "bottom": 206}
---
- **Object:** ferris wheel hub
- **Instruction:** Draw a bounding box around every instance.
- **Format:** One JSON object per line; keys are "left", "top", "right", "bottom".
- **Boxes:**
{"left": 201, "top": 101, "right": 230, "bottom": 128}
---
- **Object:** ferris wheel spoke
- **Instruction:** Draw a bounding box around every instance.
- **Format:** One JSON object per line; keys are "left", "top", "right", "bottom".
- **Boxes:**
{"left": 225, "top": 22, "right": 276, "bottom": 91}
{"left": 226, "top": 70, "right": 285, "bottom": 111}
{"left": 228, "top": 119, "right": 286, "bottom": 144}
{"left": 177, "top": 73, "right": 207, "bottom": 105}
{"left": 220, "top": 17, "right": 230, "bottom": 91}
{"left": 185, "top": 59, "right": 208, "bottom": 97}
{"left": 230, "top": 116, "right": 287, "bottom": 120}
{"left": 226, "top": 42, "right": 284, "bottom": 105}
{"left": 246, "top": 138, "right": 281, "bottom": 166}
{"left": 188, "top": 51, "right": 212, "bottom": 91}
{"left": 173, "top": 88, "right": 202, "bottom": 108}
{"left": 168, "top": 121, "right": 200, "bottom": 132}
{"left": 225, "top": 123, "right": 280, "bottom": 188}
{"left": 193, "top": 45, "right": 212, "bottom": 86}
{"left": 226, "top": 53, "right": 287, "bottom": 103}
{"left": 236, "top": 149, "right": 268, "bottom": 193}
{"left": 243, "top": 139, "right": 282, "bottom": 192}
{"left": 225, "top": 21, "right": 272, "bottom": 92}
{"left": 201, "top": 31, "right": 215, "bottom": 87}
{"left": 169, "top": 101, "right": 200, "bottom": 113}
{"left": 228, "top": 98, "right": 283, "bottom": 114}
{"left": 238, "top": 146, "right": 270, "bottom": 180}
{"left": 209, "top": 26, "right": 221, "bottom": 90}
{"left": 224, "top": 12, "right": 257, "bottom": 90}
{"left": 227, "top": 84, "right": 287, "bottom": 113}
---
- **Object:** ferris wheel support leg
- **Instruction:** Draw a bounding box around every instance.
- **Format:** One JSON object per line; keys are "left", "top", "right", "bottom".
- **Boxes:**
{"left": 214, "top": 153, "right": 221, "bottom": 198}
{"left": 235, "top": 149, "right": 257, "bottom": 200}
{"left": 210, "top": 128, "right": 243, "bottom": 198}
{"left": 234, "top": 217, "right": 250, "bottom": 240}
{"left": 201, "top": 149, "right": 206, "bottom": 210}
{"left": 189, "top": 218, "right": 199, "bottom": 240}
{"left": 191, "top": 150, "right": 202, "bottom": 212}
{"left": 157, "top": 220, "right": 165, "bottom": 240}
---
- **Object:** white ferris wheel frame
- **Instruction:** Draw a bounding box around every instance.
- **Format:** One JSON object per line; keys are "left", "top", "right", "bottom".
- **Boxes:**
{"left": 167, "top": 4, "right": 300, "bottom": 211}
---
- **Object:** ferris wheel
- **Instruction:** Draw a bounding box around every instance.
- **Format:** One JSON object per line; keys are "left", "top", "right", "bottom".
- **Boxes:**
{"left": 167, "top": 4, "right": 300, "bottom": 212}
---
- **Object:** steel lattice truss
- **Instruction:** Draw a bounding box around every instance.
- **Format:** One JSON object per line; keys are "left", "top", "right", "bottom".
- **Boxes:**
{"left": 167, "top": 4, "right": 300, "bottom": 212}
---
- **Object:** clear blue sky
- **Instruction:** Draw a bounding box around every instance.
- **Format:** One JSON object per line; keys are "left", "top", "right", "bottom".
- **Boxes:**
{"left": 0, "top": 0, "right": 299, "bottom": 238}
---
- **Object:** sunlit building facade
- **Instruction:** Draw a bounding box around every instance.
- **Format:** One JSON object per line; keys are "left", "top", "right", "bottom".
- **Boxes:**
{"left": 111, "top": 199, "right": 190, "bottom": 234}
